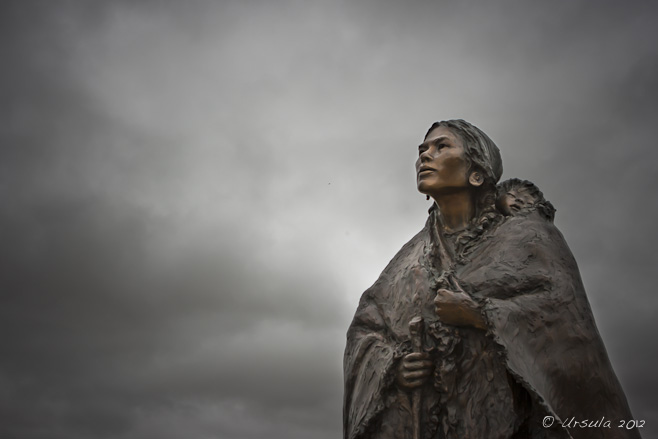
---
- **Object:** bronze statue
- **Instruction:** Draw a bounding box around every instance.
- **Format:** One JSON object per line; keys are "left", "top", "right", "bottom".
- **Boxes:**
{"left": 344, "top": 120, "right": 640, "bottom": 439}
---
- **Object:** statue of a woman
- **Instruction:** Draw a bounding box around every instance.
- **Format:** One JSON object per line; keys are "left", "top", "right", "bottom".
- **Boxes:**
{"left": 343, "top": 120, "right": 640, "bottom": 439}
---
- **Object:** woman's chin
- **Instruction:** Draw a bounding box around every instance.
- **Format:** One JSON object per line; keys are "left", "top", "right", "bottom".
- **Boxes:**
{"left": 417, "top": 181, "right": 433, "bottom": 194}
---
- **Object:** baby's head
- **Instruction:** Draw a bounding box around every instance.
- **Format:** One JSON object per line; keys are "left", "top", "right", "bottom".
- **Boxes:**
{"left": 496, "top": 178, "right": 555, "bottom": 221}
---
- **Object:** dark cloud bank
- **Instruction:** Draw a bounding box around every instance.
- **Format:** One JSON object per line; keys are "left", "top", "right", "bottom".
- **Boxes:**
{"left": 2, "top": 1, "right": 657, "bottom": 438}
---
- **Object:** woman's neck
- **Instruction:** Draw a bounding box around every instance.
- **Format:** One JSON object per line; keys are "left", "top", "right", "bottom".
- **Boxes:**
{"left": 432, "top": 190, "right": 475, "bottom": 232}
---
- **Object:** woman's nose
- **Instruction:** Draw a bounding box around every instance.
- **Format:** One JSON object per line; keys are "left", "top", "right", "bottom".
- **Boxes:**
{"left": 419, "top": 147, "right": 433, "bottom": 161}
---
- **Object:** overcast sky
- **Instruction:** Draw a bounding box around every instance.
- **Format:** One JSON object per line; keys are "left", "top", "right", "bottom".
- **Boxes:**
{"left": 2, "top": 1, "right": 657, "bottom": 438}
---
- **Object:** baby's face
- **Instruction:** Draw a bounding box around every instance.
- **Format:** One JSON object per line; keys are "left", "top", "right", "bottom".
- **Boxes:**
{"left": 500, "top": 188, "right": 534, "bottom": 215}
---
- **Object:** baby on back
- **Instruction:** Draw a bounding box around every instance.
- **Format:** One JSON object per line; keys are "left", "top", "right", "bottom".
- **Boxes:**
{"left": 496, "top": 178, "right": 556, "bottom": 222}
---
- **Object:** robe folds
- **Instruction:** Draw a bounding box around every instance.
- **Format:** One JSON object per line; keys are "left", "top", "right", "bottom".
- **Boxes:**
{"left": 344, "top": 209, "right": 640, "bottom": 439}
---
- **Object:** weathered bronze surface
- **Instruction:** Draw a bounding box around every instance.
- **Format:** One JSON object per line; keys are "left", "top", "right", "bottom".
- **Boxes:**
{"left": 344, "top": 120, "right": 640, "bottom": 439}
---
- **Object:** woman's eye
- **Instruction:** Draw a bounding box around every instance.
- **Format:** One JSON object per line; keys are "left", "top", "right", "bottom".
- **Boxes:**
{"left": 438, "top": 143, "right": 447, "bottom": 149}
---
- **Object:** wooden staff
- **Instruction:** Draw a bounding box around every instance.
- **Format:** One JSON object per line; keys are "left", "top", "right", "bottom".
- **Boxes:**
{"left": 409, "top": 315, "right": 424, "bottom": 439}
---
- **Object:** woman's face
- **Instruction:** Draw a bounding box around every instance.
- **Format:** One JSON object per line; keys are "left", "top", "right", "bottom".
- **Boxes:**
{"left": 416, "top": 125, "right": 471, "bottom": 197}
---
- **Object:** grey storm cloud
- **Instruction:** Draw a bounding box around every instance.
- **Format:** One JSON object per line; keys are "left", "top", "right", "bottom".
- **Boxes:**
{"left": 2, "top": 0, "right": 658, "bottom": 438}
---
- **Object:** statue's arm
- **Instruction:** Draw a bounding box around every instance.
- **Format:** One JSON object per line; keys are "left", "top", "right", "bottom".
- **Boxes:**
{"left": 344, "top": 290, "right": 400, "bottom": 439}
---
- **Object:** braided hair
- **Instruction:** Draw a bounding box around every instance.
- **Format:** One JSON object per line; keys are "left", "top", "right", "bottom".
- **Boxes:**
{"left": 424, "top": 120, "right": 504, "bottom": 261}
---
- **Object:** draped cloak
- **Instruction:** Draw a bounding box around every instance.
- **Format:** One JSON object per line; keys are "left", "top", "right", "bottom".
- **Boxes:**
{"left": 344, "top": 208, "right": 640, "bottom": 439}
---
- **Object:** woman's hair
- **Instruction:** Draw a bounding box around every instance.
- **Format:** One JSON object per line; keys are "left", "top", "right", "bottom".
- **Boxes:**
{"left": 424, "top": 119, "right": 504, "bottom": 261}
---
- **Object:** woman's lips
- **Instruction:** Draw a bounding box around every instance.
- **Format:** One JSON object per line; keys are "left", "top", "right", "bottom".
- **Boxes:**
{"left": 418, "top": 168, "right": 436, "bottom": 176}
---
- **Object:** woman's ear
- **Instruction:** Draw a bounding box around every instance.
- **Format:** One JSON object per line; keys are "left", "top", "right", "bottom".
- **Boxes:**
{"left": 469, "top": 171, "right": 484, "bottom": 187}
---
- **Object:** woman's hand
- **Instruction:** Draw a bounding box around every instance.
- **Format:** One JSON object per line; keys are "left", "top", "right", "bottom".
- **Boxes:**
{"left": 396, "top": 352, "right": 433, "bottom": 390}
{"left": 434, "top": 288, "right": 487, "bottom": 329}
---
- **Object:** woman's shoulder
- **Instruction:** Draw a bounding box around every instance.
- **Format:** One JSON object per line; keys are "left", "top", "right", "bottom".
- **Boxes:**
{"left": 361, "top": 226, "right": 431, "bottom": 301}
{"left": 380, "top": 226, "right": 430, "bottom": 273}
{"left": 483, "top": 210, "right": 574, "bottom": 267}
{"left": 495, "top": 209, "right": 564, "bottom": 242}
